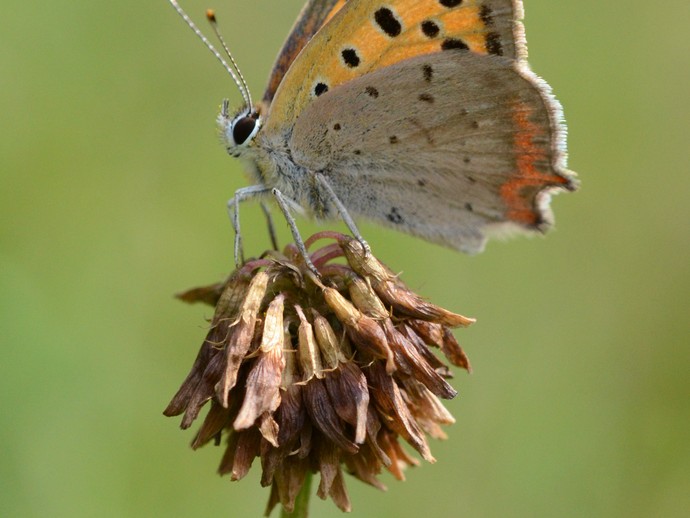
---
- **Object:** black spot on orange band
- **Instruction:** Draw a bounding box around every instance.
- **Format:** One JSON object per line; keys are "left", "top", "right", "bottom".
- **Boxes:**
{"left": 486, "top": 32, "right": 503, "bottom": 55}
{"left": 441, "top": 38, "right": 469, "bottom": 51}
{"left": 314, "top": 82, "right": 329, "bottom": 96}
{"left": 374, "top": 8, "right": 402, "bottom": 37}
{"left": 421, "top": 20, "right": 440, "bottom": 38}
{"left": 479, "top": 5, "right": 494, "bottom": 26}
{"left": 341, "top": 48, "right": 360, "bottom": 67}
{"left": 440, "top": 0, "right": 463, "bottom": 7}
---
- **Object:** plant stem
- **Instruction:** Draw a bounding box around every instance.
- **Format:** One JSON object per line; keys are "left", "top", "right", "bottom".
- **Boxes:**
{"left": 281, "top": 472, "right": 312, "bottom": 518}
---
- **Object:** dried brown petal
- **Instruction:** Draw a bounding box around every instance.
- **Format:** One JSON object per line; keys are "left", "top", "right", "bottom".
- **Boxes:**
{"left": 323, "top": 362, "right": 369, "bottom": 444}
{"left": 323, "top": 286, "right": 395, "bottom": 373}
{"left": 295, "top": 305, "right": 324, "bottom": 381}
{"left": 233, "top": 295, "right": 286, "bottom": 430}
{"left": 260, "top": 383, "right": 305, "bottom": 486}
{"left": 191, "top": 399, "right": 232, "bottom": 449}
{"left": 163, "top": 338, "right": 219, "bottom": 418}
{"left": 382, "top": 430, "right": 420, "bottom": 480}
{"left": 366, "top": 363, "right": 434, "bottom": 462}
{"left": 364, "top": 407, "right": 391, "bottom": 467}
{"left": 384, "top": 320, "right": 457, "bottom": 399}
{"left": 343, "top": 443, "right": 387, "bottom": 490}
{"left": 175, "top": 282, "right": 224, "bottom": 306}
{"left": 408, "top": 319, "right": 472, "bottom": 372}
{"left": 177, "top": 347, "right": 226, "bottom": 429}
{"left": 399, "top": 323, "right": 453, "bottom": 377}
{"left": 311, "top": 309, "right": 344, "bottom": 370}
{"left": 441, "top": 326, "right": 473, "bottom": 372}
{"left": 316, "top": 440, "right": 341, "bottom": 500}
{"left": 271, "top": 456, "right": 309, "bottom": 513}
{"left": 347, "top": 275, "right": 388, "bottom": 319}
{"left": 399, "top": 377, "right": 455, "bottom": 443}
{"left": 218, "top": 428, "right": 261, "bottom": 481}
{"left": 217, "top": 271, "right": 270, "bottom": 406}
{"left": 304, "top": 379, "right": 358, "bottom": 455}
{"left": 281, "top": 330, "right": 298, "bottom": 389}
{"left": 341, "top": 238, "right": 475, "bottom": 327}
{"left": 328, "top": 468, "right": 352, "bottom": 513}
{"left": 259, "top": 413, "right": 280, "bottom": 447}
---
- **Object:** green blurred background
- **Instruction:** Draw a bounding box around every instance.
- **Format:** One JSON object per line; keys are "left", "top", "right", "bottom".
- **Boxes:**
{"left": 2, "top": 1, "right": 688, "bottom": 516}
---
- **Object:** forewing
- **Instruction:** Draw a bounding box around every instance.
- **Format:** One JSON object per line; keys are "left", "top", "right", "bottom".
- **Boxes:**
{"left": 289, "top": 51, "right": 576, "bottom": 253}
{"left": 265, "top": 0, "right": 523, "bottom": 132}
{"left": 262, "top": 0, "right": 346, "bottom": 104}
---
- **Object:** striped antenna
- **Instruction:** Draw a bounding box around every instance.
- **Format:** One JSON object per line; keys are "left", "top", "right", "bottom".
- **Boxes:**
{"left": 205, "top": 10, "right": 253, "bottom": 110}
{"left": 167, "top": 0, "right": 252, "bottom": 109}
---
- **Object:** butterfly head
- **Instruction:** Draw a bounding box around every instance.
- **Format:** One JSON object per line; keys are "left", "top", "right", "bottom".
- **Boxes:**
{"left": 218, "top": 100, "right": 262, "bottom": 158}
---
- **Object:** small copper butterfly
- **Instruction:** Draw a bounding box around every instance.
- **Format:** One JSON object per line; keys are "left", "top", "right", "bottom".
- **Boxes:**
{"left": 169, "top": 0, "right": 577, "bottom": 269}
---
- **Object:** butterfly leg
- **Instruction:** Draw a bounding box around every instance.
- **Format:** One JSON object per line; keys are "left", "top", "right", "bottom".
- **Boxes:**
{"left": 260, "top": 202, "right": 279, "bottom": 251}
{"left": 227, "top": 185, "right": 271, "bottom": 267}
{"left": 271, "top": 188, "right": 319, "bottom": 276}
{"left": 315, "top": 173, "right": 371, "bottom": 256}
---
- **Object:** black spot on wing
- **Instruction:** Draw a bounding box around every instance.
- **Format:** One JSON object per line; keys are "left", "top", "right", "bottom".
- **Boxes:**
{"left": 389, "top": 135, "right": 399, "bottom": 144}
{"left": 421, "top": 20, "right": 440, "bottom": 38}
{"left": 365, "top": 86, "right": 379, "bottom": 98}
{"left": 486, "top": 32, "right": 503, "bottom": 55}
{"left": 418, "top": 93, "right": 434, "bottom": 103}
{"left": 386, "top": 207, "right": 404, "bottom": 224}
{"left": 314, "top": 82, "right": 329, "bottom": 96}
{"left": 440, "top": 0, "right": 463, "bottom": 7}
{"left": 465, "top": 202, "right": 474, "bottom": 212}
{"left": 441, "top": 38, "right": 469, "bottom": 51}
{"left": 479, "top": 5, "right": 494, "bottom": 26}
{"left": 422, "top": 64, "right": 433, "bottom": 82}
{"left": 341, "top": 47, "right": 361, "bottom": 67}
{"left": 374, "top": 8, "right": 402, "bottom": 37}
{"left": 333, "top": 123, "right": 341, "bottom": 131}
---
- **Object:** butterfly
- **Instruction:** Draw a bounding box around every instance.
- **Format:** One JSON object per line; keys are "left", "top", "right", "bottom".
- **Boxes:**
{"left": 169, "top": 0, "right": 577, "bottom": 270}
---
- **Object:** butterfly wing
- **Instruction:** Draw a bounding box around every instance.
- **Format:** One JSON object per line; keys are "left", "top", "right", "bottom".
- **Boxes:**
{"left": 260, "top": 0, "right": 575, "bottom": 252}
{"left": 264, "top": 0, "right": 525, "bottom": 132}
{"left": 288, "top": 50, "right": 575, "bottom": 252}
{"left": 262, "top": 0, "right": 346, "bottom": 104}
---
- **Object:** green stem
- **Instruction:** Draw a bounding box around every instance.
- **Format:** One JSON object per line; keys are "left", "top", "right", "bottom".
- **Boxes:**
{"left": 281, "top": 472, "right": 313, "bottom": 518}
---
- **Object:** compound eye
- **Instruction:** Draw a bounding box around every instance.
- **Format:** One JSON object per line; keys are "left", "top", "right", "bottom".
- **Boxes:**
{"left": 232, "top": 116, "right": 257, "bottom": 145}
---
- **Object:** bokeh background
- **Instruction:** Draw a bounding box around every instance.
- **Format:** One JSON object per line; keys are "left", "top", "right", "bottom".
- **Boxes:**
{"left": 2, "top": 1, "right": 688, "bottom": 516}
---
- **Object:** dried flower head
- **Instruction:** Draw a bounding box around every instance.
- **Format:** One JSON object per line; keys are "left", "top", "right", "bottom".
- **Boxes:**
{"left": 164, "top": 232, "right": 474, "bottom": 514}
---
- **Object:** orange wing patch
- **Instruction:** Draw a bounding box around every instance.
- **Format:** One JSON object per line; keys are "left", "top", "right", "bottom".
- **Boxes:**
{"left": 262, "top": 0, "right": 346, "bottom": 104}
{"left": 266, "top": 0, "right": 518, "bottom": 132}
{"left": 501, "top": 100, "right": 573, "bottom": 228}
{"left": 323, "top": 0, "right": 349, "bottom": 25}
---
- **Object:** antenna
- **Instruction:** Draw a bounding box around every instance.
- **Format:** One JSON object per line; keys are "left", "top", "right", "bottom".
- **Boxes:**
{"left": 167, "top": 0, "right": 252, "bottom": 109}
{"left": 206, "top": 10, "right": 253, "bottom": 110}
